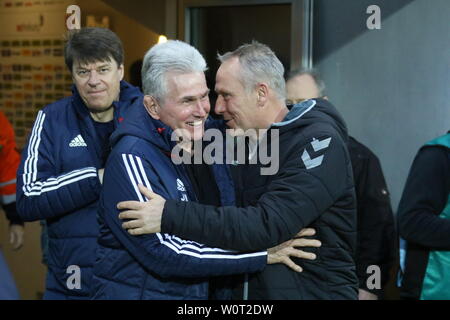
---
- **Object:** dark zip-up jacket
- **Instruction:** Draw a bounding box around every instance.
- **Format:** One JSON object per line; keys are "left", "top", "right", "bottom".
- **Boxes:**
{"left": 348, "top": 137, "right": 396, "bottom": 295}
{"left": 162, "top": 99, "right": 358, "bottom": 299}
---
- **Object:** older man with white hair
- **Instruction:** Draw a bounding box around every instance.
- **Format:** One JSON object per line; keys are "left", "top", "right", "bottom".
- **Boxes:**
{"left": 91, "top": 40, "right": 310, "bottom": 300}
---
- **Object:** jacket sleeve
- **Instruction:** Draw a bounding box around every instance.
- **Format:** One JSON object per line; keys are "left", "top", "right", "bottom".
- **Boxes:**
{"left": 16, "top": 110, "right": 102, "bottom": 222}
{"left": 353, "top": 149, "right": 396, "bottom": 291}
{"left": 398, "top": 146, "right": 450, "bottom": 249}
{"left": 162, "top": 132, "right": 352, "bottom": 251}
{"left": 0, "top": 111, "right": 23, "bottom": 225}
{"left": 100, "top": 152, "right": 267, "bottom": 279}
{"left": 3, "top": 202, "right": 23, "bottom": 225}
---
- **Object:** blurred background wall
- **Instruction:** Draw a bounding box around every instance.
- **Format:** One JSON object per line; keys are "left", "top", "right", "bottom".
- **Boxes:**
{"left": 314, "top": 0, "right": 450, "bottom": 213}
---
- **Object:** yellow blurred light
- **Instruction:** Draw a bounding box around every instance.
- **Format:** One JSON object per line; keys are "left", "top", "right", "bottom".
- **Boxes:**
{"left": 158, "top": 35, "right": 168, "bottom": 44}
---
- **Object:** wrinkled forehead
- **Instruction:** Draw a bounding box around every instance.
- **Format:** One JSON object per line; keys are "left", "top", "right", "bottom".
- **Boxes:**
{"left": 215, "top": 59, "right": 245, "bottom": 91}
{"left": 165, "top": 71, "right": 208, "bottom": 96}
{"left": 218, "top": 56, "right": 240, "bottom": 75}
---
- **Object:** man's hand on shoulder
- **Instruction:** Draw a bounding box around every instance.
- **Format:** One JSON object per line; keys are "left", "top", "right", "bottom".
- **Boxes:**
{"left": 118, "top": 184, "right": 165, "bottom": 235}
{"left": 267, "top": 228, "right": 321, "bottom": 272}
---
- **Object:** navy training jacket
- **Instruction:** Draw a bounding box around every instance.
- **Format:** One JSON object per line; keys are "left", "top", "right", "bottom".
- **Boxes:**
{"left": 91, "top": 102, "right": 267, "bottom": 300}
{"left": 16, "top": 81, "right": 142, "bottom": 299}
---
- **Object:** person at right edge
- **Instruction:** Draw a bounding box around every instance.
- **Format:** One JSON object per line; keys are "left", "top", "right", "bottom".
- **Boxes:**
{"left": 286, "top": 70, "right": 397, "bottom": 300}
{"left": 398, "top": 131, "right": 450, "bottom": 300}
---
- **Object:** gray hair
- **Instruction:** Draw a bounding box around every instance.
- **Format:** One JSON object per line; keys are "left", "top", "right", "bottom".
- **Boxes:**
{"left": 141, "top": 40, "right": 207, "bottom": 101}
{"left": 286, "top": 68, "right": 326, "bottom": 97}
{"left": 217, "top": 41, "right": 286, "bottom": 101}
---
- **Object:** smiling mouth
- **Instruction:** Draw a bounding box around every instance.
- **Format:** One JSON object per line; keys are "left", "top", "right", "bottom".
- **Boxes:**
{"left": 186, "top": 120, "right": 204, "bottom": 127}
{"left": 89, "top": 90, "right": 106, "bottom": 95}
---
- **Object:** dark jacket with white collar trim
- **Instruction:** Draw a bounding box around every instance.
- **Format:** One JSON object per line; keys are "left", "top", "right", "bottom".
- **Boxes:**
{"left": 162, "top": 99, "right": 358, "bottom": 300}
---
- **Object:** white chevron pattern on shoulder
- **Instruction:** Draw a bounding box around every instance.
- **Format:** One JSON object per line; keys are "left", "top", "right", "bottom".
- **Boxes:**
{"left": 311, "top": 137, "right": 331, "bottom": 152}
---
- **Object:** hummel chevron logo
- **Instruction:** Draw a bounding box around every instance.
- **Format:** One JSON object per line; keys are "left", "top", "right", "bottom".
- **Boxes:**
{"left": 69, "top": 134, "right": 87, "bottom": 147}
{"left": 302, "top": 150, "right": 323, "bottom": 169}
{"left": 311, "top": 137, "right": 331, "bottom": 152}
{"left": 301, "top": 137, "right": 332, "bottom": 169}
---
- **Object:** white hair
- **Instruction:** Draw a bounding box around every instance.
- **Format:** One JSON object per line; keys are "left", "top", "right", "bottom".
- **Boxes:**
{"left": 142, "top": 40, "right": 207, "bottom": 101}
{"left": 218, "top": 41, "right": 286, "bottom": 101}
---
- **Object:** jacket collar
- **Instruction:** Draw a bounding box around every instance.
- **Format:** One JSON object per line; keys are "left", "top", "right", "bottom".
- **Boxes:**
{"left": 272, "top": 99, "right": 316, "bottom": 128}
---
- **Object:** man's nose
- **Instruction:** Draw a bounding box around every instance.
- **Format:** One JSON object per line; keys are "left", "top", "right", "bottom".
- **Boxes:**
{"left": 193, "top": 99, "right": 208, "bottom": 117}
{"left": 215, "top": 96, "right": 225, "bottom": 115}
{"left": 87, "top": 70, "right": 100, "bottom": 86}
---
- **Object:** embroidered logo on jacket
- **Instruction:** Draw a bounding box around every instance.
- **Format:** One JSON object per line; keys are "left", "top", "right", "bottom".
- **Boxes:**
{"left": 69, "top": 134, "right": 87, "bottom": 147}
{"left": 311, "top": 137, "right": 331, "bottom": 152}
{"left": 176, "top": 179, "right": 188, "bottom": 201}
{"left": 301, "top": 137, "right": 331, "bottom": 169}
{"left": 176, "top": 179, "right": 186, "bottom": 191}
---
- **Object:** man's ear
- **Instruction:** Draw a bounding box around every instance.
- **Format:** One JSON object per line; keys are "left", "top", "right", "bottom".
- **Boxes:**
{"left": 256, "top": 83, "right": 269, "bottom": 107}
{"left": 143, "top": 95, "right": 160, "bottom": 120}
{"left": 118, "top": 63, "right": 125, "bottom": 81}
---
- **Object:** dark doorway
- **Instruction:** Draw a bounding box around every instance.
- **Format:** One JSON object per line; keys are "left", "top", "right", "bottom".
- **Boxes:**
{"left": 188, "top": 4, "right": 292, "bottom": 116}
